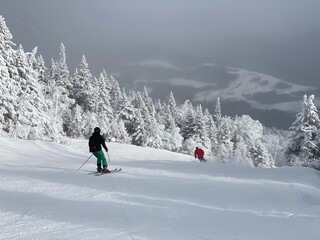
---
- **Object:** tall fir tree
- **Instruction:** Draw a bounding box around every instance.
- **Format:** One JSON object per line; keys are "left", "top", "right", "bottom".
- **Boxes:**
{"left": 13, "top": 45, "right": 51, "bottom": 140}
{"left": 285, "top": 95, "right": 320, "bottom": 167}
{"left": 131, "top": 109, "right": 146, "bottom": 146}
{"left": 194, "top": 105, "right": 211, "bottom": 149}
{"left": 141, "top": 86, "right": 154, "bottom": 114}
{"left": 72, "top": 55, "right": 96, "bottom": 112}
{"left": 108, "top": 119, "right": 131, "bottom": 143}
{"left": 109, "top": 75, "right": 124, "bottom": 112}
{"left": 0, "top": 15, "right": 19, "bottom": 132}
{"left": 143, "top": 105, "right": 164, "bottom": 149}
{"left": 57, "top": 43, "right": 72, "bottom": 94}
{"left": 233, "top": 115, "right": 273, "bottom": 167}
{"left": 204, "top": 108, "right": 217, "bottom": 150}
{"left": 180, "top": 104, "right": 196, "bottom": 141}
{"left": 67, "top": 104, "right": 84, "bottom": 138}
{"left": 48, "top": 44, "right": 73, "bottom": 137}
{"left": 0, "top": 15, "right": 17, "bottom": 79}
{"left": 213, "top": 97, "right": 222, "bottom": 123}
{"left": 35, "top": 55, "right": 47, "bottom": 94}
{"left": 95, "top": 70, "right": 114, "bottom": 133}
{"left": 213, "top": 116, "right": 234, "bottom": 161}
{"left": 162, "top": 107, "right": 183, "bottom": 151}
{"left": 167, "top": 91, "right": 182, "bottom": 127}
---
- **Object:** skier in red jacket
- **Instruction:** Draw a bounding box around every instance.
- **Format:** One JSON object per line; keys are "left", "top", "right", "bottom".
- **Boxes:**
{"left": 194, "top": 147, "right": 206, "bottom": 162}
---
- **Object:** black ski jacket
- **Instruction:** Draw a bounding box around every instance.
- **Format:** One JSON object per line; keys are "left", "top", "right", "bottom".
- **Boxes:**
{"left": 89, "top": 132, "right": 108, "bottom": 152}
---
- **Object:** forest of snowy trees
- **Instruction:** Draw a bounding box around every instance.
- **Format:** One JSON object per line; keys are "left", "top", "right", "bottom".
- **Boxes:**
{"left": 1, "top": 15, "right": 320, "bottom": 169}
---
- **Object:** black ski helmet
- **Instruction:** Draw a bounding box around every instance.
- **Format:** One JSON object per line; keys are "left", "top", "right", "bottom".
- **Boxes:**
{"left": 94, "top": 127, "right": 101, "bottom": 133}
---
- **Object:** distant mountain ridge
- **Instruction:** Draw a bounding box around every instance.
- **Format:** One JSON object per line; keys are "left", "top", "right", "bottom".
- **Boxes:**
{"left": 116, "top": 60, "right": 320, "bottom": 129}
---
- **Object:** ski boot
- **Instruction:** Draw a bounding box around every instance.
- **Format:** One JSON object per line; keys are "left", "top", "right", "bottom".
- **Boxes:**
{"left": 97, "top": 164, "right": 102, "bottom": 173}
{"left": 102, "top": 165, "right": 111, "bottom": 173}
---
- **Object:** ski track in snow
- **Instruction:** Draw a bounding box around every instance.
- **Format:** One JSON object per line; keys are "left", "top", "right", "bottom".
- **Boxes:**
{"left": 120, "top": 166, "right": 319, "bottom": 191}
{"left": 1, "top": 136, "right": 320, "bottom": 239}
{"left": 1, "top": 166, "right": 318, "bottom": 222}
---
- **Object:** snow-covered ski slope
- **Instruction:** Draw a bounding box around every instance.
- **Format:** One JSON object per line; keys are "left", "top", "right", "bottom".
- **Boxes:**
{"left": 1, "top": 135, "right": 320, "bottom": 240}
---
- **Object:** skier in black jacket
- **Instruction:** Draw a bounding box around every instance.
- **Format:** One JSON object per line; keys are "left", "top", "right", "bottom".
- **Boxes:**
{"left": 89, "top": 127, "right": 110, "bottom": 173}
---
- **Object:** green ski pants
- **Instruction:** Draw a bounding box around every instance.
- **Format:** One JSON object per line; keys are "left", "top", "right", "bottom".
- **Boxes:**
{"left": 93, "top": 150, "right": 107, "bottom": 166}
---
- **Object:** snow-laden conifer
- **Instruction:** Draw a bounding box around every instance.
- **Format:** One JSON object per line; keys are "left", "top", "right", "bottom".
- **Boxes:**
{"left": 109, "top": 119, "right": 131, "bottom": 143}
{"left": 35, "top": 55, "right": 47, "bottom": 93}
{"left": 95, "top": 70, "right": 114, "bottom": 133}
{"left": 162, "top": 109, "right": 183, "bottom": 151}
{"left": 0, "top": 15, "right": 16, "bottom": 78}
{"left": 131, "top": 109, "right": 146, "bottom": 146}
{"left": 13, "top": 45, "right": 51, "bottom": 140}
{"left": 180, "top": 103, "right": 196, "bottom": 141}
{"left": 213, "top": 97, "right": 222, "bottom": 123}
{"left": 233, "top": 115, "right": 273, "bottom": 167}
{"left": 286, "top": 95, "right": 320, "bottom": 168}
{"left": 109, "top": 75, "right": 124, "bottom": 112}
{"left": 67, "top": 104, "right": 84, "bottom": 138}
{"left": 167, "top": 91, "right": 183, "bottom": 127}
{"left": 213, "top": 116, "right": 234, "bottom": 162}
{"left": 0, "top": 15, "right": 19, "bottom": 133}
{"left": 142, "top": 105, "right": 164, "bottom": 149}
{"left": 72, "top": 55, "right": 96, "bottom": 112}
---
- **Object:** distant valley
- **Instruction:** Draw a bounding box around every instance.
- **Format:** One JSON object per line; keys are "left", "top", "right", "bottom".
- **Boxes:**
{"left": 115, "top": 60, "right": 320, "bottom": 129}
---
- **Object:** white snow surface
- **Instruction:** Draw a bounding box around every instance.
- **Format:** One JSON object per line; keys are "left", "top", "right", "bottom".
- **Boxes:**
{"left": 1, "top": 135, "right": 320, "bottom": 240}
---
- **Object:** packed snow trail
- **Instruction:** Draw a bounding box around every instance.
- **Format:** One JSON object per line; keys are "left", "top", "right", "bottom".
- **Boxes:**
{"left": 1, "top": 135, "right": 320, "bottom": 240}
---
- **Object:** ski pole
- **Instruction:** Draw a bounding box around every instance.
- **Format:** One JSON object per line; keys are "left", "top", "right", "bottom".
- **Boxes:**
{"left": 76, "top": 154, "right": 93, "bottom": 171}
{"left": 107, "top": 151, "right": 112, "bottom": 164}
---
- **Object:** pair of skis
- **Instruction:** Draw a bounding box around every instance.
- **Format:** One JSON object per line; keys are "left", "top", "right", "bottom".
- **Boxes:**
{"left": 93, "top": 168, "right": 122, "bottom": 176}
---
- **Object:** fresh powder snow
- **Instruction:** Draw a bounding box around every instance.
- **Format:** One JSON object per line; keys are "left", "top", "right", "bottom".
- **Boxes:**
{"left": 1, "top": 135, "right": 320, "bottom": 240}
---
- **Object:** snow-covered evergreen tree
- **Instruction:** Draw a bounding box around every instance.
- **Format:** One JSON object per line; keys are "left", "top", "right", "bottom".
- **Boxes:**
{"left": 12, "top": 45, "right": 52, "bottom": 140}
{"left": 180, "top": 103, "right": 210, "bottom": 151}
{"left": 233, "top": 115, "right": 273, "bottom": 167}
{"left": 35, "top": 55, "right": 47, "bottom": 94}
{"left": 109, "top": 75, "right": 124, "bottom": 112}
{"left": 57, "top": 43, "right": 72, "bottom": 93}
{"left": 72, "top": 55, "right": 96, "bottom": 112}
{"left": 0, "top": 15, "right": 17, "bottom": 79}
{"left": 213, "top": 116, "right": 234, "bottom": 162}
{"left": 162, "top": 109, "right": 183, "bottom": 151}
{"left": 95, "top": 70, "right": 114, "bottom": 133}
{"left": 82, "top": 111, "right": 99, "bottom": 138}
{"left": 135, "top": 92, "right": 151, "bottom": 120}
{"left": 47, "top": 58, "right": 58, "bottom": 92}
{"left": 194, "top": 105, "right": 211, "bottom": 149}
{"left": 167, "top": 91, "right": 183, "bottom": 127}
{"left": 167, "top": 91, "right": 177, "bottom": 113}
{"left": 213, "top": 97, "right": 222, "bottom": 123}
{"left": 180, "top": 104, "right": 196, "bottom": 141}
{"left": 143, "top": 105, "right": 164, "bottom": 149}
{"left": 122, "top": 90, "right": 137, "bottom": 136}
{"left": 45, "top": 44, "right": 74, "bottom": 139}
{"left": 263, "top": 127, "right": 289, "bottom": 167}
{"left": 131, "top": 109, "right": 146, "bottom": 146}
{"left": 285, "top": 95, "right": 320, "bottom": 167}
{"left": 67, "top": 104, "right": 84, "bottom": 138}
{"left": 0, "top": 15, "right": 19, "bottom": 133}
{"left": 108, "top": 119, "right": 131, "bottom": 143}
{"left": 180, "top": 102, "right": 206, "bottom": 153}
{"left": 26, "top": 47, "right": 38, "bottom": 72}
{"left": 204, "top": 108, "right": 218, "bottom": 150}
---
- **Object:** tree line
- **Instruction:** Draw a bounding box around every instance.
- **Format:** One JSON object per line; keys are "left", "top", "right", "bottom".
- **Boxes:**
{"left": 1, "top": 15, "right": 318, "bottom": 169}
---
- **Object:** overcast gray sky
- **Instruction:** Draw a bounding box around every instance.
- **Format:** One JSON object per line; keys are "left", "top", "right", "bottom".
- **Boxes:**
{"left": 2, "top": 0, "right": 320, "bottom": 86}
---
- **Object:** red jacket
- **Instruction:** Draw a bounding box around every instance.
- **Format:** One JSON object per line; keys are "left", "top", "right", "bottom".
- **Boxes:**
{"left": 194, "top": 148, "right": 204, "bottom": 158}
